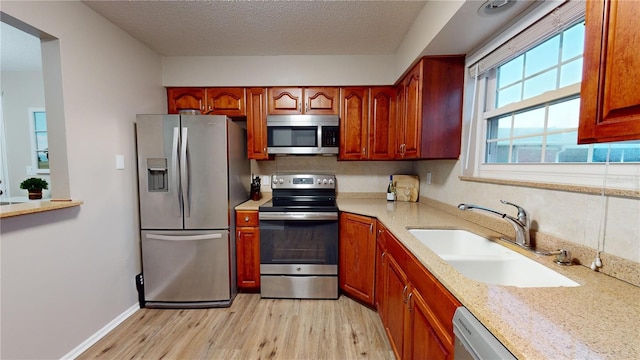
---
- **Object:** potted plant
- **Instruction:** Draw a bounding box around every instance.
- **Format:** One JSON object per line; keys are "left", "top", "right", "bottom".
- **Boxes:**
{"left": 19, "top": 177, "right": 49, "bottom": 200}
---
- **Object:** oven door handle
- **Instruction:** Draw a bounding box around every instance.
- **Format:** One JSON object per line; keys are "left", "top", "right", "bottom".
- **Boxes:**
{"left": 259, "top": 212, "right": 338, "bottom": 221}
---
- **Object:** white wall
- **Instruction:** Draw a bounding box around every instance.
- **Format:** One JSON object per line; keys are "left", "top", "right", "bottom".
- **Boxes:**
{"left": 163, "top": 55, "right": 397, "bottom": 86}
{"left": 0, "top": 70, "right": 49, "bottom": 198}
{"left": 0, "top": 1, "right": 164, "bottom": 359}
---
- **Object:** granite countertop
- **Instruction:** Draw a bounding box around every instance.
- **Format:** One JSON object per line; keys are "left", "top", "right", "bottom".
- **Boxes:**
{"left": 336, "top": 198, "right": 640, "bottom": 360}
{"left": 0, "top": 199, "right": 83, "bottom": 218}
{"left": 236, "top": 196, "right": 639, "bottom": 359}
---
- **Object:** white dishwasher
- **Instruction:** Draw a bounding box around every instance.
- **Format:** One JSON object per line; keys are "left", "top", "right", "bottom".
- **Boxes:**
{"left": 453, "top": 307, "right": 516, "bottom": 360}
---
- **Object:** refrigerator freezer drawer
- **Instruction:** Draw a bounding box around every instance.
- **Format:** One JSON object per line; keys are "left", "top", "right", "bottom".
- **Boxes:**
{"left": 141, "top": 230, "right": 232, "bottom": 306}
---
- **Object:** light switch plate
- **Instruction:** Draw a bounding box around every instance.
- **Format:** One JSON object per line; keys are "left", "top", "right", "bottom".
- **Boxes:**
{"left": 115, "top": 155, "right": 125, "bottom": 170}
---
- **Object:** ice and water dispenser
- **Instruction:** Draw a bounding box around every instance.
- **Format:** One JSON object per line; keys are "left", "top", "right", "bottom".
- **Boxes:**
{"left": 146, "top": 158, "right": 168, "bottom": 192}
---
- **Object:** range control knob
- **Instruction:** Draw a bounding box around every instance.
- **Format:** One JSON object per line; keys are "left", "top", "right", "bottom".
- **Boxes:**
{"left": 322, "top": 179, "right": 328, "bottom": 184}
{"left": 278, "top": 178, "right": 284, "bottom": 184}
{"left": 328, "top": 179, "right": 334, "bottom": 185}
{"left": 317, "top": 179, "right": 322, "bottom": 184}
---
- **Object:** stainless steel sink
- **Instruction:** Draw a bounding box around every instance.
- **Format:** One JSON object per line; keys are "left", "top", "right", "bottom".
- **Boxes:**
{"left": 408, "top": 229, "right": 580, "bottom": 288}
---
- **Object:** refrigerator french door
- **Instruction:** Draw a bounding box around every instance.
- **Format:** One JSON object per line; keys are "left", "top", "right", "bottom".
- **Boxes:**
{"left": 136, "top": 114, "right": 249, "bottom": 308}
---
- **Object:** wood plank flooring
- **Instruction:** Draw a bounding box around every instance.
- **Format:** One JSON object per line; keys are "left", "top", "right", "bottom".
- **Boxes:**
{"left": 78, "top": 293, "right": 395, "bottom": 360}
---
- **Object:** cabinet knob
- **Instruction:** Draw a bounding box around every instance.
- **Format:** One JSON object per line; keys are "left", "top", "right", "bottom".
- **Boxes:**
{"left": 244, "top": 216, "right": 250, "bottom": 222}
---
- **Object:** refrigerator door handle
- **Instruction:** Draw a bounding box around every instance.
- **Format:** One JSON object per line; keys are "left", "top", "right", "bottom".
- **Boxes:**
{"left": 181, "top": 127, "right": 190, "bottom": 218}
{"left": 145, "top": 233, "right": 223, "bottom": 241}
{"left": 171, "top": 126, "right": 181, "bottom": 217}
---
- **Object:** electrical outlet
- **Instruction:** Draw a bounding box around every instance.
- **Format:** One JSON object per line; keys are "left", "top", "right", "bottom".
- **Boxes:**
{"left": 426, "top": 172, "right": 432, "bottom": 185}
{"left": 26, "top": 165, "right": 35, "bottom": 175}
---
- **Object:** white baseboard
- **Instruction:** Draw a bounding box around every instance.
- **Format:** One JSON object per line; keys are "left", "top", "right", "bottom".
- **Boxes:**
{"left": 61, "top": 303, "right": 140, "bottom": 360}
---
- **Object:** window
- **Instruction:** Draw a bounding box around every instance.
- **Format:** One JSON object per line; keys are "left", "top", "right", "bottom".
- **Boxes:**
{"left": 465, "top": 1, "right": 640, "bottom": 191}
{"left": 29, "top": 108, "right": 49, "bottom": 173}
{"left": 484, "top": 21, "right": 640, "bottom": 166}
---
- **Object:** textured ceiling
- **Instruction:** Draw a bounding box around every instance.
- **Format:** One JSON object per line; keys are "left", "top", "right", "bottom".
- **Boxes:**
{"left": 82, "top": 0, "right": 428, "bottom": 56}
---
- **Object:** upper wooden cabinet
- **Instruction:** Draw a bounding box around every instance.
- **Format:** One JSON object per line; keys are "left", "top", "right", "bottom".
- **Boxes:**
{"left": 340, "top": 87, "right": 396, "bottom": 160}
{"left": 578, "top": 0, "right": 640, "bottom": 143}
{"left": 246, "top": 88, "right": 270, "bottom": 160}
{"left": 268, "top": 87, "right": 339, "bottom": 115}
{"left": 205, "top": 88, "right": 246, "bottom": 116}
{"left": 167, "top": 87, "right": 205, "bottom": 114}
{"left": 340, "top": 87, "right": 369, "bottom": 160}
{"left": 167, "top": 87, "right": 246, "bottom": 116}
{"left": 395, "top": 56, "right": 465, "bottom": 159}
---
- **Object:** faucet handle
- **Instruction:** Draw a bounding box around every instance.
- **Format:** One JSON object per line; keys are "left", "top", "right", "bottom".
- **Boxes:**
{"left": 500, "top": 200, "right": 528, "bottom": 220}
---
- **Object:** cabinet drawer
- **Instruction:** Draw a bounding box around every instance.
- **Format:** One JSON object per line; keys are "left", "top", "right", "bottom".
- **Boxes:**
{"left": 236, "top": 210, "right": 259, "bottom": 227}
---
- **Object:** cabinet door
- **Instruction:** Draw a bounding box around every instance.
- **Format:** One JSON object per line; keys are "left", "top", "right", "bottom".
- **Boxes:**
{"left": 305, "top": 87, "right": 340, "bottom": 114}
{"left": 395, "top": 83, "right": 407, "bottom": 158}
{"left": 340, "top": 87, "right": 369, "bottom": 160}
{"left": 369, "top": 87, "right": 396, "bottom": 160}
{"left": 402, "top": 65, "right": 422, "bottom": 159}
{"left": 578, "top": 0, "right": 640, "bottom": 143}
{"left": 246, "top": 88, "right": 269, "bottom": 160}
{"left": 205, "top": 88, "right": 246, "bottom": 116}
{"left": 339, "top": 212, "right": 376, "bottom": 306}
{"left": 385, "top": 255, "right": 410, "bottom": 359}
{"left": 405, "top": 289, "right": 453, "bottom": 360}
{"left": 236, "top": 226, "right": 260, "bottom": 291}
{"left": 268, "top": 87, "right": 304, "bottom": 114}
{"left": 167, "top": 87, "right": 205, "bottom": 114}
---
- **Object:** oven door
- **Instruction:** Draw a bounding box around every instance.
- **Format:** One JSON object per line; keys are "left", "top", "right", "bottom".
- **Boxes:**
{"left": 259, "top": 211, "right": 339, "bottom": 299}
{"left": 259, "top": 212, "right": 338, "bottom": 273}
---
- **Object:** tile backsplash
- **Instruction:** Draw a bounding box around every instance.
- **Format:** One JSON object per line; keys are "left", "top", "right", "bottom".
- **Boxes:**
{"left": 251, "top": 156, "right": 414, "bottom": 193}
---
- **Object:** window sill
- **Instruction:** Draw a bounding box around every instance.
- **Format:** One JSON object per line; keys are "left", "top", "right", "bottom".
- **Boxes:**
{"left": 0, "top": 199, "right": 83, "bottom": 219}
{"left": 459, "top": 176, "right": 640, "bottom": 199}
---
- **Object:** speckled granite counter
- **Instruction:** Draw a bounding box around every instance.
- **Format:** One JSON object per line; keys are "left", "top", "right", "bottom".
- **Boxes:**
{"left": 336, "top": 198, "right": 640, "bottom": 360}
{"left": 0, "top": 199, "right": 83, "bottom": 218}
{"left": 234, "top": 196, "right": 639, "bottom": 359}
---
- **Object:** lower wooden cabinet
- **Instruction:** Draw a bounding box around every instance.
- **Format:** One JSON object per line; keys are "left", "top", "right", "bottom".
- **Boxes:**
{"left": 376, "top": 221, "right": 459, "bottom": 360}
{"left": 235, "top": 210, "right": 260, "bottom": 291}
{"left": 339, "top": 212, "right": 376, "bottom": 306}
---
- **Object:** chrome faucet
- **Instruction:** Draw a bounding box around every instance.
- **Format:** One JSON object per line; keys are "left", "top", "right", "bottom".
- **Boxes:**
{"left": 458, "top": 200, "right": 532, "bottom": 249}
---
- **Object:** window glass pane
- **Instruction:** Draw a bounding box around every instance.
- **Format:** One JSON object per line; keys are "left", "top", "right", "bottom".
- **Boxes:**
{"left": 497, "top": 83, "right": 522, "bottom": 107}
{"left": 513, "top": 107, "right": 545, "bottom": 136}
{"left": 559, "top": 58, "right": 583, "bottom": 87}
{"left": 34, "top": 111, "right": 47, "bottom": 131}
{"left": 523, "top": 68, "right": 557, "bottom": 99}
{"left": 546, "top": 132, "right": 586, "bottom": 163}
{"left": 562, "top": 22, "right": 585, "bottom": 61}
{"left": 498, "top": 55, "right": 524, "bottom": 88}
{"left": 548, "top": 97, "right": 580, "bottom": 129}
{"left": 35, "top": 132, "right": 48, "bottom": 151}
{"left": 593, "top": 142, "right": 640, "bottom": 163}
{"left": 512, "top": 136, "right": 543, "bottom": 163}
{"left": 525, "top": 35, "right": 560, "bottom": 77}
{"left": 485, "top": 139, "right": 510, "bottom": 163}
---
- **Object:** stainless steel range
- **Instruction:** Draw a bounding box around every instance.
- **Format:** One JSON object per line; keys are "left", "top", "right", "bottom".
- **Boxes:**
{"left": 259, "top": 173, "right": 338, "bottom": 299}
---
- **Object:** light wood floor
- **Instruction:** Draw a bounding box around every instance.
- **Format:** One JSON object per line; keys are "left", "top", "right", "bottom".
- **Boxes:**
{"left": 78, "top": 293, "right": 395, "bottom": 360}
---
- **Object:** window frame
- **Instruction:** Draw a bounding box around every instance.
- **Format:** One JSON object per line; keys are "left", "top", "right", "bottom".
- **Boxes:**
{"left": 464, "top": 8, "right": 639, "bottom": 191}
{"left": 28, "top": 107, "right": 49, "bottom": 175}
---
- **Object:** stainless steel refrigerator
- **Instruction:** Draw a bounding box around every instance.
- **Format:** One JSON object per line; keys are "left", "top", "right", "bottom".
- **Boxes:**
{"left": 135, "top": 114, "right": 250, "bottom": 308}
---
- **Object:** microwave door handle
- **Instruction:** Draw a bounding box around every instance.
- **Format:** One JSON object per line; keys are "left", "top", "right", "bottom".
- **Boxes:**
{"left": 180, "top": 127, "right": 190, "bottom": 218}
{"left": 171, "top": 127, "right": 182, "bottom": 218}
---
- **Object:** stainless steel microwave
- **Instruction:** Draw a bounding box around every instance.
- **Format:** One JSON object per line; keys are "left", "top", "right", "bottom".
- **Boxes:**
{"left": 266, "top": 115, "right": 339, "bottom": 155}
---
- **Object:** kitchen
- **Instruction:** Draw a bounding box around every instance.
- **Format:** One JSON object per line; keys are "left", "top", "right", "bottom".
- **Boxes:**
{"left": 1, "top": 1, "right": 639, "bottom": 359}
